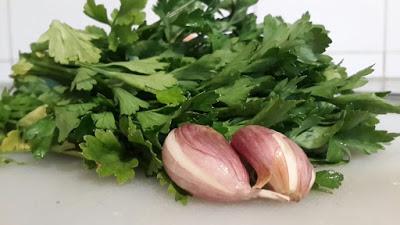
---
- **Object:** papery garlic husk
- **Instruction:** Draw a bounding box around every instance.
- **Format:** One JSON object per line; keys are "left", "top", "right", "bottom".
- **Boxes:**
{"left": 162, "top": 124, "right": 290, "bottom": 202}
{"left": 231, "top": 125, "right": 316, "bottom": 202}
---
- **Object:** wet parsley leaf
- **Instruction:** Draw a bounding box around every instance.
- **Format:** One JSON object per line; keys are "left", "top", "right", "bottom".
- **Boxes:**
{"left": 313, "top": 170, "right": 344, "bottom": 193}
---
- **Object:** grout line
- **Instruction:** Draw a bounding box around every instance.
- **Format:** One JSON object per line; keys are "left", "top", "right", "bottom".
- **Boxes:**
{"left": 386, "top": 50, "right": 400, "bottom": 54}
{"left": 368, "top": 77, "right": 400, "bottom": 80}
{"left": 382, "top": 0, "right": 389, "bottom": 91}
{"left": 6, "top": 0, "right": 15, "bottom": 64}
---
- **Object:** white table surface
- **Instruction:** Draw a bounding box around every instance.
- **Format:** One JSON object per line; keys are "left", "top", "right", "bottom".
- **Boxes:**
{"left": 0, "top": 87, "right": 399, "bottom": 225}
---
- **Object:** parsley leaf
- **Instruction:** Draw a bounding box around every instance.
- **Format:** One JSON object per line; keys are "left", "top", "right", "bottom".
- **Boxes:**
{"left": 250, "top": 98, "right": 300, "bottom": 127}
{"left": 216, "top": 78, "right": 257, "bottom": 106}
{"left": 172, "top": 50, "right": 232, "bottom": 81}
{"left": 55, "top": 103, "right": 97, "bottom": 142}
{"left": 18, "top": 105, "right": 48, "bottom": 128}
{"left": 155, "top": 86, "right": 186, "bottom": 106}
{"left": 186, "top": 91, "right": 219, "bottom": 112}
{"left": 84, "top": 0, "right": 109, "bottom": 24}
{"left": 107, "top": 0, "right": 147, "bottom": 50}
{"left": 37, "top": 20, "right": 102, "bottom": 64}
{"left": 339, "top": 66, "right": 374, "bottom": 91}
{"left": 293, "top": 119, "right": 344, "bottom": 149}
{"left": 23, "top": 117, "right": 56, "bottom": 158}
{"left": 326, "top": 137, "right": 351, "bottom": 163}
{"left": 71, "top": 68, "right": 97, "bottom": 91}
{"left": 104, "top": 57, "right": 168, "bottom": 74}
{"left": 119, "top": 117, "right": 162, "bottom": 175}
{"left": 113, "top": 0, "right": 147, "bottom": 26}
{"left": 335, "top": 125, "right": 399, "bottom": 155}
{"left": 113, "top": 88, "right": 149, "bottom": 115}
{"left": 0, "top": 130, "right": 30, "bottom": 152}
{"left": 137, "top": 111, "right": 171, "bottom": 132}
{"left": 94, "top": 68, "right": 177, "bottom": 93}
{"left": 333, "top": 93, "right": 400, "bottom": 114}
{"left": 91, "top": 112, "right": 117, "bottom": 130}
{"left": 80, "top": 129, "right": 138, "bottom": 184}
{"left": 11, "top": 58, "right": 33, "bottom": 76}
{"left": 313, "top": 170, "right": 344, "bottom": 193}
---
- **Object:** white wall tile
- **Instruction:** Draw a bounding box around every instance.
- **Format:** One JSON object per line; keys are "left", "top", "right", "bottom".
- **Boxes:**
{"left": 329, "top": 53, "right": 383, "bottom": 78}
{"left": 255, "top": 0, "right": 384, "bottom": 52}
{"left": 387, "top": 0, "right": 400, "bottom": 52}
{"left": 248, "top": 4, "right": 257, "bottom": 14}
{"left": 0, "top": 62, "right": 12, "bottom": 83}
{"left": 356, "top": 79, "right": 384, "bottom": 93}
{"left": 145, "top": 0, "right": 159, "bottom": 24}
{"left": 384, "top": 79, "right": 400, "bottom": 93}
{"left": 386, "top": 54, "right": 400, "bottom": 78}
{"left": 0, "top": 0, "right": 10, "bottom": 60}
{"left": 357, "top": 79, "right": 400, "bottom": 94}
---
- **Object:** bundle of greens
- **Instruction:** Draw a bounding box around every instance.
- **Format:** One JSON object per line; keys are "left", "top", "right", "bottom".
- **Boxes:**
{"left": 1, "top": 0, "right": 399, "bottom": 203}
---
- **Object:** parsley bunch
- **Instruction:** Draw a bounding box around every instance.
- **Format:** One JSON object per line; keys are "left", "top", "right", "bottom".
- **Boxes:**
{"left": 1, "top": 0, "right": 399, "bottom": 203}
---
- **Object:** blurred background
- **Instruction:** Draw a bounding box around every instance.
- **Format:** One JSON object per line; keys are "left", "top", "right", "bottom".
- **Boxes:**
{"left": 0, "top": 0, "right": 399, "bottom": 92}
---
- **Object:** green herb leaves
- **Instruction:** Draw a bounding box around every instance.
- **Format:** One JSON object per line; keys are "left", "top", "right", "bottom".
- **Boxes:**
{"left": 84, "top": 0, "right": 109, "bottom": 24}
{"left": 333, "top": 93, "right": 400, "bottom": 114}
{"left": 55, "top": 103, "right": 97, "bottom": 142}
{"left": 37, "top": 20, "right": 102, "bottom": 64}
{"left": 81, "top": 130, "right": 138, "bottom": 184}
{"left": 105, "top": 57, "right": 168, "bottom": 74}
{"left": 24, "top": 117, "right": 56, "bottom": 158}
{"left": 313, "top": 170, "right": 344, "bottom": 193}
{"left": 99, "top": 70, "right": 177, "bottom": 93}
{"left": 109, "top": 0, "right": 147, "bottom": 50}
{"left": 113, "top": 88, "right": 149, "bottom": 115}
{"left": 71, "top": 68, "right": 97, "bottom": 91}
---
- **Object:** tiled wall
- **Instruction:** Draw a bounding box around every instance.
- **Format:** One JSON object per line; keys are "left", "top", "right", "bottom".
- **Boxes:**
{"left": 1, "top": 0, "right": 399, "bottom": 84}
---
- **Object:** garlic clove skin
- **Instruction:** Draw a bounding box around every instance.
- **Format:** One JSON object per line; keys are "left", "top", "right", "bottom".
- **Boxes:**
{"left": 231, "top": 125, "right": 316, "bottom": 202}
{"left": 162, "top": 124, "right": 253, "bottom": 202}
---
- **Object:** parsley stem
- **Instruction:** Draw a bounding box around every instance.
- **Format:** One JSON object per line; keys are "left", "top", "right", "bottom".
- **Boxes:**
{"left": 51, "top": 149, "right": 83, "bottom": 158}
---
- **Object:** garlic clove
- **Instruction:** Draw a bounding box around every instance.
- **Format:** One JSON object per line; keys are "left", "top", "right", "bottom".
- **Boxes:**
{"left": 230, "top": 127, "right": 278, "bottom": 189}
{"left": 162, "top": 124, "right": 253, "bottom": 202}
{"left": 231, "top": 125, "right": 315, "bottom": 201}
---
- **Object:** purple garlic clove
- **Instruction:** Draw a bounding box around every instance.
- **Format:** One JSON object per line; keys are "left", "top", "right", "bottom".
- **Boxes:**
{"left": 162, "top": 124, "right": 289, "bottom": 202}
{"left": 231, "top": 125, "right": 316, "bottom": 202}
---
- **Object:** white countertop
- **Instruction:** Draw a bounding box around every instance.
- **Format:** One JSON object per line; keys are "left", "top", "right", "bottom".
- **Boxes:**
{"left": 0, "top": 90, "right": 399, "bottom": 225}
